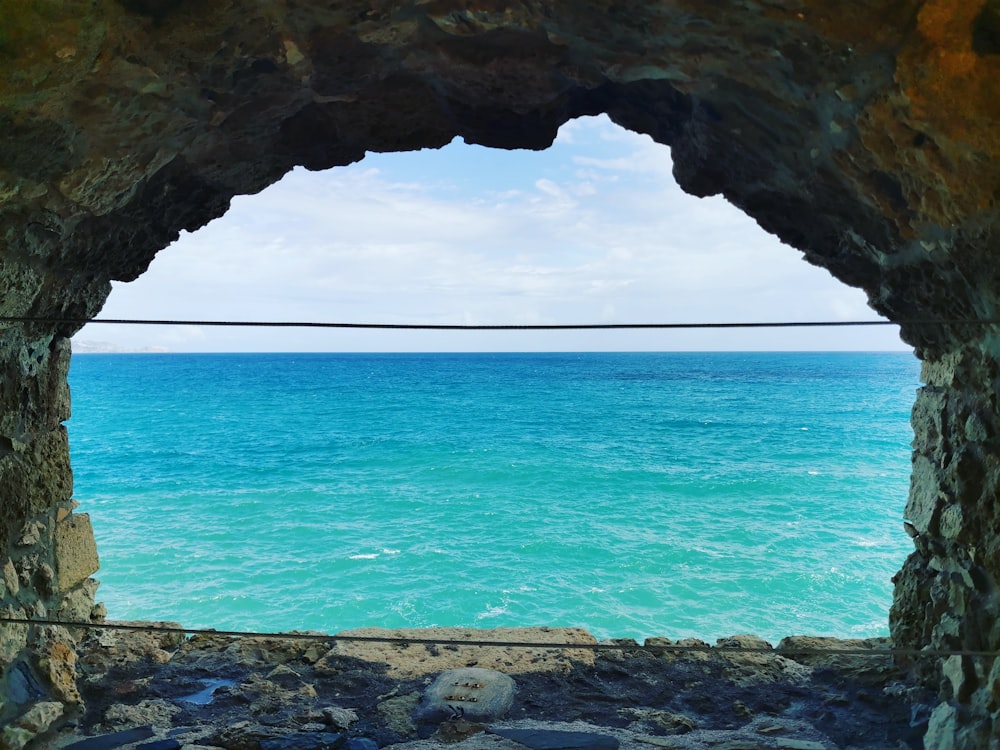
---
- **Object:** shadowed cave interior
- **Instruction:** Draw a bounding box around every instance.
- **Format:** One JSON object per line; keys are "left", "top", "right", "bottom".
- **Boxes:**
{"left": 2, "top": 2, "right": 1000, "bottom": 747}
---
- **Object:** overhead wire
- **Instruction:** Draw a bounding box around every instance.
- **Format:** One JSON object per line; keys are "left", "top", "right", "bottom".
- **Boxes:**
{"left": 0, "top": 616, "right": 995, "bottom": 659}
{"left": 0, "top": 315, "right": 996, "bottom": 330}
{"left": 5, "top": 316, "right": 896, "bottom": 329}
{"left": 0, "top": 315, "right": 951, "bottom": 330}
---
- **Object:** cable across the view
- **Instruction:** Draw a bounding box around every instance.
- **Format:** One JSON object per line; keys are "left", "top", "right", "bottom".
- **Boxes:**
{"left": 1, "top": 616, "right": 996, "bottom": 659}
{"left": 2, "top": 315, "right": 998, "bottom": 330}
{"left": 0, "top": 315, "right": 934, "bottom": 330}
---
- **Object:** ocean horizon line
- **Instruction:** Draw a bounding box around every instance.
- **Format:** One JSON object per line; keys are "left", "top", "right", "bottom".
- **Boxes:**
{"left": 70, "top": 348, "right": 917, "bottom": 356}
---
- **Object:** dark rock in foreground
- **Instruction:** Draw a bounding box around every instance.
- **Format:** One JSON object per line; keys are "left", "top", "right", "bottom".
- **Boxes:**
{"left": 34, "top": 625, "right": 930, "bottom": 750}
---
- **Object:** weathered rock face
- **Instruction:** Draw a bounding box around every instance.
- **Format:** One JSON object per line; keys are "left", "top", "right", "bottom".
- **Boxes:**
{"left": 2, "top": 1, "right": 1000, "bottom": 745}
{"left": 891, "top": 349, "right": 1000, "bottom": 748}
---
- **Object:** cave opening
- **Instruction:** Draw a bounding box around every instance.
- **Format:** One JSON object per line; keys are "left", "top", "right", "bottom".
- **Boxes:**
{"left": 67, "top": 116, "right": 918, "bottom": 644}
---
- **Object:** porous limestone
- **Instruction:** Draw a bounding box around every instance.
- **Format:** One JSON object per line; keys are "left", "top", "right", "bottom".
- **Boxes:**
{"left": 328, "top": 627, "right": 596, "bottom": 678}
{"left": 53, "top": 514, "right": 100, "bottom": 593}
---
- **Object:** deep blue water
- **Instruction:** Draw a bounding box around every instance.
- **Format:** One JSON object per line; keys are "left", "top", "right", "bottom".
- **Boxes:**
{"left": 67, "top": 351, "right": 921, "bottom": 643}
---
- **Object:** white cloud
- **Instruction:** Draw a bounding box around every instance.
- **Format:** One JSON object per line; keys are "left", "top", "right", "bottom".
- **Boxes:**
{"left": 572, "top": 153, "right": 672, "bottom": 177}
{"left": 74, "top": 115, "right": 905, "bottom": 353}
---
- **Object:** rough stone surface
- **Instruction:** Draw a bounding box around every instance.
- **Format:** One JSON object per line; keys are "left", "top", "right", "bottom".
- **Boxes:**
{"left": 54, "top": 578, "right": 102, "bottom": 624}
{"left": 889, "top": 352, "right": 1000, "bottom": 749}
{"left": 1, "top": 700, "right": 64, "bottom": 750}
{"left": 3, "top": 2, "right": 1000, "bottom": 745}
{"left": 377, "top": 692, "right": 422, "bottom": 738}
{"left": 774, "top": 741, "right": 825, "bottom": 750}
{"left": 431, "top": 715, "right": 488, "bottom": 744}
{"left": 328, "top": 628, "right": 596, "bottom": 678}
{"left": 135, "top": 741, "right": 181, "bottom": 750}
{"left": 60, "top": 726, "right": 156, "bottom": 750}
{"left": 56, "top": 629, "right": 925, "bottom": 750}
{"left": 38, "top": 639, "right": 81, "bottom": 705}
{"left": 710, "top": 636, "right": 812, "bottom": 687}
{"left": 488, "top": 728, "right": 620, "bottom": 750}
{"left": 101, "top": 700, "right": 182, "bottom": 732}
{"left": 323, "top": 707, "right": 360, "bottom": 731}
{"left": 774, "top": 636, "right": 895, "bottom": 683}
{"left": 258, "top": 733, "right": 344, "bottom": 750}
{"left": 54, "top": 514, "right": 100, "bottom": 592}
{"left": 415, "top": 667, "right": 516, "bottom": 724}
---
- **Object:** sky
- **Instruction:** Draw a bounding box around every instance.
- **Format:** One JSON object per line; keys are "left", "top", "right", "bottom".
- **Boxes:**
{"left": 73, "top": 115, "right": 908, "bottom": 353}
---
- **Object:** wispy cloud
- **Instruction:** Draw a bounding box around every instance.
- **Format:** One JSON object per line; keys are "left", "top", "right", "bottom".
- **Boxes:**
{"left": 75, "top": 115, "right": 905, "bottom": 352}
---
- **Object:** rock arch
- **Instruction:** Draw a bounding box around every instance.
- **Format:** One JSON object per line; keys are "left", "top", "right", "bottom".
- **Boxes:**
{"left": 2, "top": 2, "right": 999, "bottom": 746}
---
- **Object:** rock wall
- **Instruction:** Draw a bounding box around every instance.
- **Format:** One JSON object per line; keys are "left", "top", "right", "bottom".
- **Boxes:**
{"left": 0, "top": 328, "right": 104, "bottom": 744}
{"left": 891, "top": 346, "right": 1000, "bottom": 747}
{"left": 2, "top": 1, "right": 1000, "bottom": 746}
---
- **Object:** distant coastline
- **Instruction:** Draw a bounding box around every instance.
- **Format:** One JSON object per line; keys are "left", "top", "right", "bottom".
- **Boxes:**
{"left": 72, "top": 339, "right": 170, "bottom": 354}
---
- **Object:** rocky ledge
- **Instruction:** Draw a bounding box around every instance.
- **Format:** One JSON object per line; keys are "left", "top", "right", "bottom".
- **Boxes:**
{"left": 14, "top": 625, "right": 930, "bottom": 750}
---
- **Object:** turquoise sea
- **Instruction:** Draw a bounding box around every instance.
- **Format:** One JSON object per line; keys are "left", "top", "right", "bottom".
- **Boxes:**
{"left": 67, "top": 351, "right": 921, "bottom": 643}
